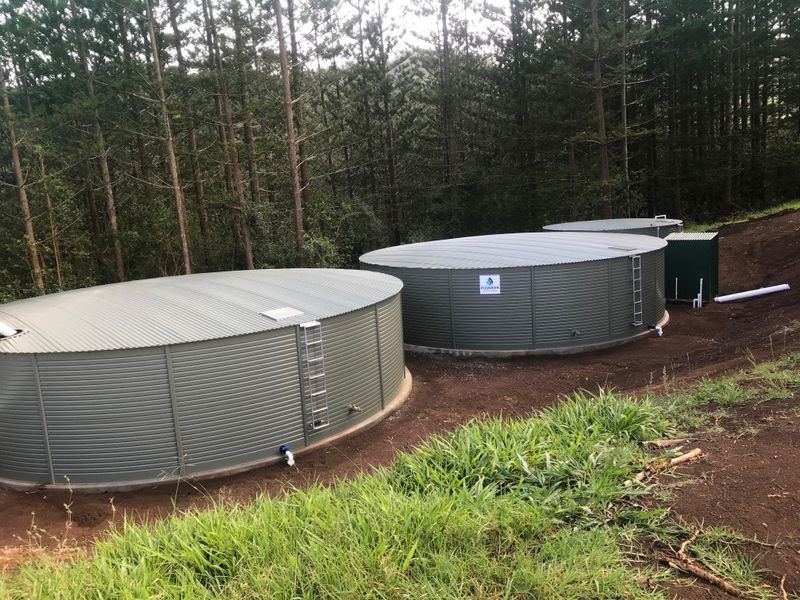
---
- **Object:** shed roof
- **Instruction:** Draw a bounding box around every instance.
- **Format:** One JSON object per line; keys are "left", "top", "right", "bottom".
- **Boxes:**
{"left": 0, "top": 269, "right": 402, "bottom": 354}
{"left": 665, "top": 232, "right": 718, "bottom": 240}
{"left": 359, "top": 232, "right": 666, "bottom": 270}
{"left": 543, "top": 217, "right": 683, "bottom": 231}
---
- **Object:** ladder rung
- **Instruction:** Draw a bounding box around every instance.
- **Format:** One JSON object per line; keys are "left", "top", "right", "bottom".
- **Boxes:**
{"left": 307, "top": 373, "right": 325, "bottom": 380}
{"left": 310, "top": 390, "right": 327, "bottom": 397}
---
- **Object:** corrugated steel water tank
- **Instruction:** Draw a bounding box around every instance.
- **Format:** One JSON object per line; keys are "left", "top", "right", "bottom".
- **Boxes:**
{"left": 0, "top": 269, "right": 409, "bottom": 490}
{"left": 360, "top": 232, "right": 668, "bottom": 355}
{"left": 543, "top": 217, "right": 683, "bottom": 238}
{"left": 664, "top": 232, "right": 719, "bottom": 302}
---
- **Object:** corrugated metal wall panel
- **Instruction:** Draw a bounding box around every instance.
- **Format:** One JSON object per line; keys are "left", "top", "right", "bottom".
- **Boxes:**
{"left": 376, "top": 295, "right": 405, "bottom": 402}
{"left": 38, "top": 349, "right": 179, "bottom": 484}
{"left": 309, "top": 308, "right": 382, "bottom": 443}
{"left": 608, "top": 257, "right": 642, "bottom": 339}
{"left": 451, "top": 269, "right": 533, "bottom": 350}
{"left": 366, "top": 266, "right": 451, "bottom": 348}
{"left": 0, "top": 355, "right": 49, "bottom": 483}
{"left": 533, "top": 263, "right": 611, "bottom": 348}
{"left": 641, "top": 251, "right": 664, "bottom": 325}
{"left": 619, "top": 225, "right": 682, "bottom": 238}
{"left": 170, "top": 330, "right": 304, "bottom": 473}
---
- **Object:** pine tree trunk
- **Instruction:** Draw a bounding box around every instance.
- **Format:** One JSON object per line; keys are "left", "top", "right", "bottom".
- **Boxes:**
{"left": 167, "top": 0, "right": 212, "bottom": 269}
{"left": 202, "top": 0, "right": 255, "bottom": 269}
{"left": 15, "top": 59, "right": 63, "bottom": 289}
{"left": 201, "top": 0, "right": 235, "bottom": 194}
{"left": 145, "top": 0, "right": 192, "bottom": 274}
{"left": 311, "top": 13, "right": 337, "bottom": 197}
{"left": 39, "top": 155, "right": 63, "bottom": 289}
{"left": 232, "top": 0, "right": 262, "bottom": 209}
{"left": 440, "top": 0, "right": 459, "bottom": 228}
{"left": 118, "top": 14, "right": 155, "bottom": 206}
{"left": 725, "top": 0, "right": 735, "bottom": 208}
{"left": 620, "top": 0, "right": 631, "bottom": 216}
{"left": 84, "top": 161, "right": 106, "bottom": 278}
{"left": 0, "top": 65, "right": 45, "bottom": 293}
{"left": 275, "top": 0, "right": 305, "bottom": 266}
{"left": 287, "top": 0, "right": 311, "bottom": 206}
{"left": 590, "top": 0, "right": 612, "bottom": 218}
{"left": 376, "top": 0, "right": 400, "bottom": 244}
{"left": 69, "top": 0, "right": 125, "bottom": 281}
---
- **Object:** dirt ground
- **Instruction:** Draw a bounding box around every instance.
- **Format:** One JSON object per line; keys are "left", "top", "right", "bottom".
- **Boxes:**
{"left": 664, "top": 395, "right": 800, "bottom": 599}
{"left": 1, "top": 209, "right": 799, "bottom": 589}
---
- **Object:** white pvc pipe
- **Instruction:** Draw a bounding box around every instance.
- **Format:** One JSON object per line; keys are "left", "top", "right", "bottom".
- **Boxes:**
{"left": 715, "top": 284, "right": 790, "bottom": 303}
{"left": 0, "top": 320, "right": 17, "bottom": 338}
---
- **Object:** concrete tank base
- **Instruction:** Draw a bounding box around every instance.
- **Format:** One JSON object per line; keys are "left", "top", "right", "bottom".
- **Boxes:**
{"left": 405, "top": 312, "right": 670, "bottom": 358}
{"left": 0, "top": 368, "right": 413, "bottom": 494}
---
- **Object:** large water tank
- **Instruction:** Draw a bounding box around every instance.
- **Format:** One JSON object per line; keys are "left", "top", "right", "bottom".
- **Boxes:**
{"left": 360, "top": 232, "right": 667, "bottom": 355}
{"left": 0, "top": 269, "right": 409, "bottom": 490}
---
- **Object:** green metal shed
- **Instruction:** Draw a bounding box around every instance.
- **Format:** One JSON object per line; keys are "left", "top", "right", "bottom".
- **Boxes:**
{"left": 360, "top": 232, "right": 668, "bottom": 355}
{"left": 664, "top": 232, "right": 719, "bottom": 302}
{"left": 0, "top": 269, "right": 409, "bottom": 491}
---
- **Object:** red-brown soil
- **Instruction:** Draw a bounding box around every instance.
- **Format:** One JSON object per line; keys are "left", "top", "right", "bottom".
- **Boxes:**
{"left": 663, "top": 395, "right": 800, "bottom": 599}
{"left": 1, "top": 210, "right": 799, "bottom": 587}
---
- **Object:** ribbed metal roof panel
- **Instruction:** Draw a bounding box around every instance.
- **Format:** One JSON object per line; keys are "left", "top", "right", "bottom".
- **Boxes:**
{"left": 359, "top": 232, "right": 666, "bottom": 270}
{"left": 665, "top": 232, "right": 718, "bottom": 240}
{"left": 543, "top": 218, "right": 683, "bottom": 231}
{"left": 0, "top": 269, "right": 403, "bottom": 354}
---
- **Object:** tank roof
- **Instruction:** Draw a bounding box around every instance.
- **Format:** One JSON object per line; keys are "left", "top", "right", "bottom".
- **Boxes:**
{"left": 543, "top": 217, "right": 683, "bottom": 231}
{"left": 0, "top": 269, "right": 402, "bottom": 354}
{"left": 359, "top": 232, "right": 666, "bottom": 270}
{"left": 665, "top": 232, "right": 718, "bottom": 240}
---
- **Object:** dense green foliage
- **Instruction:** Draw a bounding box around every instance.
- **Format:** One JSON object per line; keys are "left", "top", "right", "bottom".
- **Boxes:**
{"left": 0, "top": 392, "right": 673, "bottom": 599}
{"left": 1, "top": 0, "right": 799, "bottom": 299}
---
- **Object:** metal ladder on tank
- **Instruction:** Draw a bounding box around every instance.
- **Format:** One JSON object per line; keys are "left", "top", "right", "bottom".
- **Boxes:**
{"left": 631, "top": 255, "right": 643, "bottom": 326}
{"left": 300, "top": 321, "right": 330, "bottom": 431}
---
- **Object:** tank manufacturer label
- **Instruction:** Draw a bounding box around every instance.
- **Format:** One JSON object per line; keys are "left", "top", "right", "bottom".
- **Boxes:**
{"left": 479, "top": 274, "right": 501, "bottom": 295}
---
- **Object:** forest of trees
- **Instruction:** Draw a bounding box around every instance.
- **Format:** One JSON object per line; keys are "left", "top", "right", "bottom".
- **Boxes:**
{"left": 0, "top": 0, "right": 798, "bottom": 300}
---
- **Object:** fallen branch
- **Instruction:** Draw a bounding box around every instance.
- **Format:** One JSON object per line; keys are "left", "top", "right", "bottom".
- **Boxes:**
{"left": 671, "top": 448, "right": 703, "bottom": 466}
{"left": 678, "top": 529, "right": 700, "bottom": 561}
{"left": 656, "top": 553, "right": 744, "bottom": 597}
{"left": 625, "top": 448, "right": 703, "bottom": 487}
{"left": 780, "top": 575, "right": 788, "bottom": 600}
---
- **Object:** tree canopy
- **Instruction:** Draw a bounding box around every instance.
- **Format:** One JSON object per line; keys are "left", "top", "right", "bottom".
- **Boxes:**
{"left": 1, "top": 0, "right": 798, "bottom": 299}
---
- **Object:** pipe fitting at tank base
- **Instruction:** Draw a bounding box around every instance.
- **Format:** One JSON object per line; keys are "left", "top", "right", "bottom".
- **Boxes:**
{"left": 648, "top": 324, "right": 663, "bottom": 337}
{"left": 279, "top": 444, "right": 295, "bottom": 467}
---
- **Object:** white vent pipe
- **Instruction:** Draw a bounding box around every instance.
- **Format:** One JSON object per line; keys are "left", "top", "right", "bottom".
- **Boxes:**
{"left": 0, "top": 320, "right": 17, "bottom": 338}
{"left": 715, "top": 284, "right": 790, "bottom": 304}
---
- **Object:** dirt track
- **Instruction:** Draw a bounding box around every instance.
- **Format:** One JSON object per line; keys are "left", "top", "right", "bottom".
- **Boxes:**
{"left": 1, "top": 209, "right": 799, "bottom": 575}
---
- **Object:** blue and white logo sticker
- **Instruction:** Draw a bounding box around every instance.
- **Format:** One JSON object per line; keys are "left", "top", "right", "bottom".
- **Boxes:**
{"left": 479, "top": 274, "right": 501, "bottom": 295}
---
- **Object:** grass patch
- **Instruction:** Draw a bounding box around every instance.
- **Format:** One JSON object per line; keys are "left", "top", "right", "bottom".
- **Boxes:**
{"left": 5, "top": 353, "right": 798, "bottom": 599}
{"left": 654, "top": 351, "right": 800, "bottom": 430}
{"left": 685, "top": 199, "right": 800, "bottom": 232}
{"left": 688, "top": 527, "right": 773, "bottom": 600}
{"left": 1, "top": 392, "right": 675, "bottom": 599}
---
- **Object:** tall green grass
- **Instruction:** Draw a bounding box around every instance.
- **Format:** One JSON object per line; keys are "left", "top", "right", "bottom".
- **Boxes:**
{"left": 2, "top": 392, "right": 670, "bottom": 600}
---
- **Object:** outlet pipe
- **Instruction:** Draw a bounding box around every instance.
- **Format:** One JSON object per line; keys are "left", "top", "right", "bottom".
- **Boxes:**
{"left": 648, "top": 324, "right": 663, "bottom": 337}
{"left": 279, "top": 444, "right": 295, "bottom": 467}
{"left": 715, "top": 284, "right": 790, "bottom": 304}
